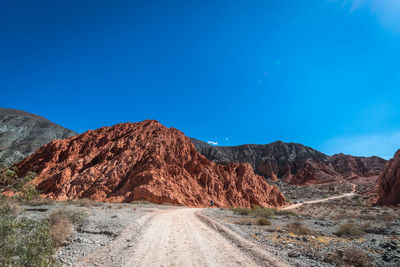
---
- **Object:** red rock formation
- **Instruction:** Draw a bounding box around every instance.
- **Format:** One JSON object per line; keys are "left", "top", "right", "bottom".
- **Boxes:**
{"left": 15, "top": 120, "right": 285, "bottom": 208}
{"left": 376, "top": 150, "right": 400, "bottom": 206}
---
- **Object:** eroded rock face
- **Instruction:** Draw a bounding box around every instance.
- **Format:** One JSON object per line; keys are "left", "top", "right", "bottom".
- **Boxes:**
{"left": 15, "top": 120, "right": 285, "bottom": 208}
{"left": 376, "top": 150, "right": 400, "bottom": 206}
{"left": 330, "top": 153, "right": 387, "bottom": 179}
{"left": 0, "top": 108, "right": 78, "bottom": 167}
{"left": 190, "top": 139, "right": 387, "bottom": 185}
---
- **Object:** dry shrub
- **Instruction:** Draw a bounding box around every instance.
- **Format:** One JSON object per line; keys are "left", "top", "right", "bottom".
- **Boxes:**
{"left": 234, "top": 218, "right": 255, "bottom": 225}
{"left": 27, "top": 197, "right": 55, "bottom": 206}
{"left": 0, "top": 197, "right": 21, "bottom": 216}
{"left": 256, "top": 217, "right": 271, "bottom": 226}
{"left": 232, "top": 207, "right": 252, "bottom": 216}
{"left": 286, "top": 221, "right": 315, "bottom": 235}
{"left": 69, "top": 198, "right": 101, "bottom": 207}
{"left": 252, "top": 207, "right": 275, "bottom": 218}
{"left": 335, "top": 223, "right": 365, "bottom": 237}
{"left": 49, "top": 208, "right": 87, "bottom": 226}
{"left": 361, "top": 222, "right": 371, "bottom": 231}
{"left": 325, "top": 246, "right": 372, "bottom": 267}
{"left": 130, "top": 200, "right": 152, "bottom": 205}
{"left": 48, "top": 212, "right": 73, "bottom": 247}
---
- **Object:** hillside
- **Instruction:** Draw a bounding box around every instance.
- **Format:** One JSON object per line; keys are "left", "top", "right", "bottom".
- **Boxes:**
{"left": 0, "top": 108, "right": 78, "bottom": 167}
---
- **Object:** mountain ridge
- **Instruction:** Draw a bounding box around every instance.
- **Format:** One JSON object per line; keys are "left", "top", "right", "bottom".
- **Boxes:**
{"left": 190, "top": 138, "right": 387, "bottom": 185}
{"left": 0, "top": 108, "right": 78, "bottom": 167}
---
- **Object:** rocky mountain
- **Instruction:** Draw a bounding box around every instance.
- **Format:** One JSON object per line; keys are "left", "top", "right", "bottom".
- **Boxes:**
{"left": 15, "top": 120, "right": 285, "bottom": 208}
{"left": 0, "top": 108, "right": 78, "bottom": 167}
{"left": 376, "top": 150, "right": 400, "bottom": 206}
{"left": 190, "top": 138, "right": 387, "bottom": 185}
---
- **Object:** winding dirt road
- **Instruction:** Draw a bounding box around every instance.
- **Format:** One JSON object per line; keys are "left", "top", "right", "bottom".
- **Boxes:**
{"left": 282, "top": 183, "right": 357, "bottom": 210}
{"left": 78, "top": 208, "right": 287, "bottom": 267}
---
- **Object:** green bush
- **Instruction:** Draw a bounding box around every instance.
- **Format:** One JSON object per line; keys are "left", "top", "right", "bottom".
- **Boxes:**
{"left": 19, "top": 184, "right": 40, "bottom": 202}
{"left": 1, "top": 167, "right": 40, "bottom": 203}
{"left": 275, "top": 209, "right": 297, "bottom": 216}
{"left": 0, "top": 199, "right": 57, "bottom": 266}
{"left": 252, "top": 207, "right": 275, "bottom": 218}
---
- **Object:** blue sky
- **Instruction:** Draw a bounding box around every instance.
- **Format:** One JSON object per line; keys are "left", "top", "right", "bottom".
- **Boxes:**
{"left": 1, "top": 0, "right": 399, "bottom": 158}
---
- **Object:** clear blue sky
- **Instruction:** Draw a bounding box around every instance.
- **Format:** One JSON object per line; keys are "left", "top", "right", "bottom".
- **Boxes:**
{"left": 1, "top": 0, "right": 399, "bottom": 158}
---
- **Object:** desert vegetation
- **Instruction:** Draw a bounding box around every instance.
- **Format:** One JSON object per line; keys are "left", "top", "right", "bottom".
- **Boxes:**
{"left": 207, "top": 182, "right": 400, "bottom": 267}
{"left": 0, "top": 166, "right": 40, "bottom": 202}
{"left": 0, "top": 196, "right": 57, "bottom": 266}
{"left": 232, "top": 206, "right": 297, "bottom": 218}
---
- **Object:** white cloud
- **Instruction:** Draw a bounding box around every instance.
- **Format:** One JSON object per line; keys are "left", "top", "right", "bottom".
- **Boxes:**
{"left": 320, "top": 131, "right": 400, "bottom": 159}
{"left": 207, "top": 141, "right": 218, "bottom": 146}
{"left": 336, "top": 0, "right": 400, "bottom": 33}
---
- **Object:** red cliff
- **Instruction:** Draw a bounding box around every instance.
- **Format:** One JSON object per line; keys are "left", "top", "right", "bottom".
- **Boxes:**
{"left": 15, "top": 120, "right": 285, "bottom": 208}
{"left": 376, "top": 150, "right": 400, "bottom": 206}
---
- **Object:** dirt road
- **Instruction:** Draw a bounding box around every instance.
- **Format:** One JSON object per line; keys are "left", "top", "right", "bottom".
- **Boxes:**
{"left": 282, "top": 183, "right": 357, "bottom": 210}
{"left": 77, "top": 208, "right": 287, "bottom": 267}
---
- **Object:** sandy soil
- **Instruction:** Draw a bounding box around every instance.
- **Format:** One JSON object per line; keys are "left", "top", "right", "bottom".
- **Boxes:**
{"left": 77, "top": 208, "right": 287, "bottom": 267}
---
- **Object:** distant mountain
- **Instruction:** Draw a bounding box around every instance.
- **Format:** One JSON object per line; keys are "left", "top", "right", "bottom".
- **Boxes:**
{"left": 0, "top": 108, "right": 78, "bottom": 167}
{"left": 15, "top": 120, "right": 285, "bottom": 208}
{"left": 190, "top": 138, "right": 387, "bottom": 185}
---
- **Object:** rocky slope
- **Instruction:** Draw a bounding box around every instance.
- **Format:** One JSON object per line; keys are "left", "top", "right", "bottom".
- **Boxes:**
{"left": 190, "top": 139, "right": 387, "bottom": 185}
{"left": 376, "top": 150, "right": 400, "bottom": 206}
{"left": 15, "top": 120, "right": 285, "bottom": 208}
{"left": 0, "top": 108, "right": 78, "bottom": 167}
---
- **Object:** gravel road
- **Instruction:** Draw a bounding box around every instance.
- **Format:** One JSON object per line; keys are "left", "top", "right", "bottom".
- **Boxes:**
{"left": 77, "top": 208, "right": 288, "bottom": 267}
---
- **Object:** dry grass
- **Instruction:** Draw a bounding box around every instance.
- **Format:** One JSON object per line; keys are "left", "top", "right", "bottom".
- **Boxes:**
{"left": 252, "top": 207, "right": 275, "bottom": 218}
{"left": 26, "top": 197, "right": 55, "bottom": 206}
{"left": 234, "top": 218, "right": 255, "bottom": 225}
{"left": 325, "top": 246, "right": 372, "bottom": 267}
{"left": 49, "top": 208, "right": 88, "bottom": 226}
{"left": 286, "top": 221, "right": 315, "bottom": 235}
{"left": 130, "top": 200, "right": 153, "bottom": 205}
{"left": 232, "top": 208, "right": 252, "bottom": 216}
{"left": 335, "top": 223, "right": 365, "bottom": 237}
{"left": 48, "top": 211, "right": 73, "bottom": 247}
{"left": 67, "top": 198, "right": 101, "bottom": 207}
{"left": 0, "top": 197, "right": 21, "bottom": 215}
{"left": 256, "top": 217, "right": 271, "bottom": 226}
{"left": 232, "top": 206, "right": 296, "bottom": 218}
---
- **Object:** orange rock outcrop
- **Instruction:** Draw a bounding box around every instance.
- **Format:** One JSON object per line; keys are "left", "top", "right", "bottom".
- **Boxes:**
{"left": 16, "top": 120, "right": 285, "bottom": 208}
